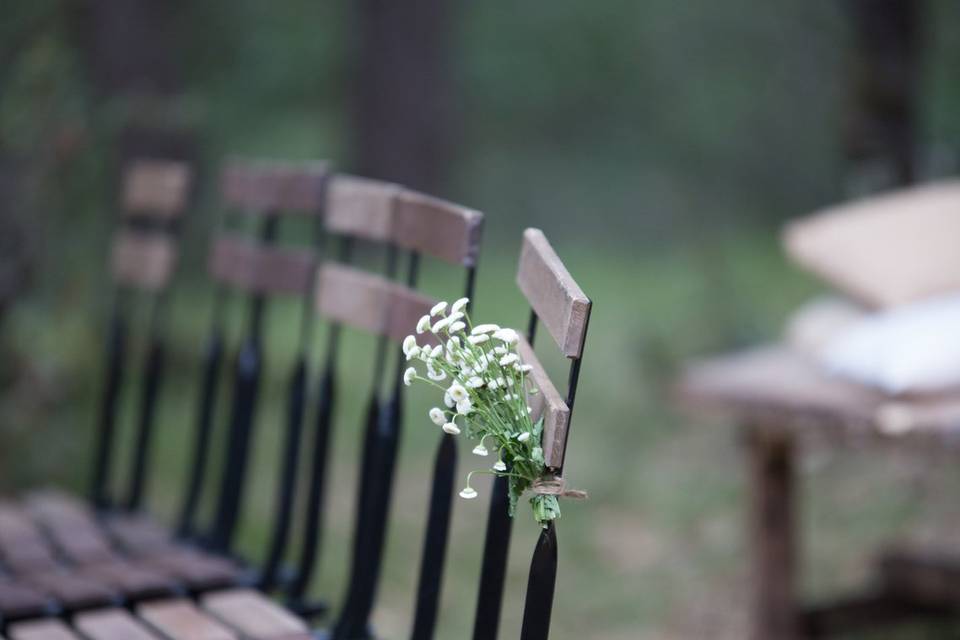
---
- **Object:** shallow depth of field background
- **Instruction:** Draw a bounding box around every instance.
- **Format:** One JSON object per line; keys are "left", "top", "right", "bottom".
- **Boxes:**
{"left": 3, "top": 2, "right": 960, "bottom": 638}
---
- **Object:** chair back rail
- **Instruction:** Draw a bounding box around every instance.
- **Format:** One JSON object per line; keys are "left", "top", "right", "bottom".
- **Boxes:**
{"left": 90, "top": 138, "right": 196, "bottom": 511}
{"left": 200, "top": 159, "right": 329, "bottom": 567}
{"left": 473, "top": 228, "right": 592, "bottom": 640}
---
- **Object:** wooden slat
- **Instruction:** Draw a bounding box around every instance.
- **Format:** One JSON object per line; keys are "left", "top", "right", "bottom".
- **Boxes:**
{"left": 201, "top": 589, "right": 309, "bottom": 639}
{"left": 393, "top": 189, "right": 483, "bottom": 266}
{"left": 22, "top": 571, "right": 118, "bottom": 609}
{"left": 0, "top": 580, "right": 53, "bottom": 619}
{"left": 75, "top": 608, "right": 163, "bottom": 640}
{"left": 208, "top": 235, "right": 315, "bottom": 296}
{"left": 79, "top": 560, "right": 179, "bottom": 600}
{"left": 220, "top": 160, "right": 328, "bottom": 214}
{"left": 314, "top": 263, "right": 437, "bottom": 343}
{"left": 516, "top": 228, "right": 590, "bottom": 358}
{"left": 784, "top": 180, "right": 960, "bottom": 308}
{"left": 0, "top": 503, "right": 60, "bottom": 573}
{"left": 24, "top": 491, "right": 117, "bottom": 566}
{"left": 122, "top": 159, "right": 192, "bottom": 218}
{"left": 6, "top": 620, "right": 80, "bottom": 640}
{"left": 324, "top": 175, "right": 398, "bottom": 243}
{"left": 110, "top": 231, "right": 178, "bottom": 291}
{"left": 138, "top": 599, "right": 238, "bottom": 640}
{"left": 516, "top": 337, "right": 570, "bottom": 468}
{"left": 144, "top": 549, "right": 242, "bottom": 591}
{"left": 104, "top": 514, "right": 171, "bottom": 554}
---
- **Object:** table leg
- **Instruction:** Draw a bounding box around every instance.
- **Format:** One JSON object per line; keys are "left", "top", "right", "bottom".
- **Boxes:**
{"left": 745, "top": 426, "right": 798, "bottom": 640}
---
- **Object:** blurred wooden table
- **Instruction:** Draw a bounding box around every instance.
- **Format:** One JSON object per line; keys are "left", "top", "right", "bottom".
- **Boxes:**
{"left": 677, "top": 345, "right": 960, "bottom": 639}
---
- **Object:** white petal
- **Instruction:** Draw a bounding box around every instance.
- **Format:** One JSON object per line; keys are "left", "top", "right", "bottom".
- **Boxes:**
{"left": 493, "top": 328, "right": 519, "bottom": 345}
{"left": 416, "top": 315, "right": 432, "bottom": 334}
{"left": 471, "top": 324, "right": 500, "bottom": 335}
{"left": 429, "top": 407, "right": 446, "bottom": 426}
{"left": 468, "top": 334, "right": 490, "bottom": 345}
{"left": 442, "top": 422, "right": 461, "bottom": 435}
{"left": 472, "top": 444, "right": 489, "bottom": 456}
{"left": 430, "top": 301, "right": 448, "bottom": 317}
{"left": 451, "top": 297, "right": 469, "bottom": 313}
{"left": 517, "top": 432, "right": 531, "bottom": 442}
{"left": 493, "top": 460, "right": 507, "bottom": 472}
{"left": 448, "top": 321, "right": 466, "bottom": 333}
{"left": 459, "top": 487, "right": 477, "bottom": 499}
{"left": 499, "top": 353, "right": 519, "bottom": 366}
{"left": 403, "top": 367, "right": 416, "bottom": 386}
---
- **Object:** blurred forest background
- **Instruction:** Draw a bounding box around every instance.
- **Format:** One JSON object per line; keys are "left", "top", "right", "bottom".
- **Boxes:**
{"left": 2, "top": 1, "right": 960, "bottom": 638}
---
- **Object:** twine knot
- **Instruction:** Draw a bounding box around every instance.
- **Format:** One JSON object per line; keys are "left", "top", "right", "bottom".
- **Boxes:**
{"left": 531, "top": 475, "right": 588, "bottom": 500}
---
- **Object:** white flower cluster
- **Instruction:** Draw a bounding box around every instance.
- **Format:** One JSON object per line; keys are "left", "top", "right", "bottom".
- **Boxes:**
{"left": 402, "top": 298, "right": 559, "bottom": 525}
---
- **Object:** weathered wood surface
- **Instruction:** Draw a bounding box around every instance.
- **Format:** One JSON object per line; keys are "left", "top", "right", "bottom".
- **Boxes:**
{"left": 325, "top": 175, "right": 398, "bottom": 243}
{"left": 220, "top": 160, "right": 328, "bottom": 214}
{"left": 208, "top": 235, "right": 315, "bottom": 295}
{"left": 138, "top": 599, "right": 238, "bottom": 640}
{"left": 784, "top": 180, "right": 960, "bottom": 308}
{"left": 121, "top": 159, "right": 192, "bottom": 218}
{"left": 202, "top": 589, "right": 309, "bottom": 638}
{"left": 677, "top": 344, "right": 960, "bottom": 446}
{"left": 75, "top": 608, "right": 163, "bottom": 640}
{"left": 6, "top": 620, "right": 81, "bottom": 640}
{"left": 516, "top": 336, "right": 569, "bottom": 468}
{"left": 516, "top": 229, "right": 590, "bottom": 358}
{"left": 110, "top": 231, "right": 178, "bottom": 291}
{"left": 393, "top": 189, "right": 483, "bottom": 266}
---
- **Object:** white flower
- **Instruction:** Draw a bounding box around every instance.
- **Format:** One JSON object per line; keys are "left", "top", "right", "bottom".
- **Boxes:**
{"left": 457, "top": 398, "right": 474, "bottom": 415}
{"left": 468, "top": 334, "right": 490, "bottom": 345}
{"left": 448, "top": 311, "right": 464, "bottom": 323}
{"left": 472, "top": 444, "right": 489, "bottom": 456}
{"left": 493, "top": 328, "right": 519, "bottom": 345}
{"left": 432, "top": 316, "right": 452, "bottom": 333}
{"left": 459, "top": 487, "right": 477, "bottom": 499}
{"left": 527, "top": 405, "right": 533, "bottom": 413}
{"left": 416, "top": 315, "right": 431, "bottom": 334}
{"left": 444, "top": 391, "right": 455, "bottom": 408}
{"left": 488, "top": 378, "right": 499, "bottom": 390}
{"left": 465, "top": 376, "right": 484, "bottom": 389}
{"left": 518, "top": 364, "right": 533, "bottom": 373}
{"left": 403, "top": 367, "right": 417, "bottom": 386}
{"left": 496, "top": 377, "right": 506, "bottom": 388}
{"left": 448, "top": 321, "right": 466, "bottom": 334}
{"left": 493, "top": 346, "right": 507, "bottom": 355}
{"left": 451, "top": 297, "right": 469, "bottom": 313}
{"left": 499, "top": 353, "right": 519, "bottom": 367}
{"left": 471, "top": 324, "right": 500, "bottom": 335}
{"left": 403, "top": 335, "right": 420, "bottom": 360}
{"left": 517, "top": 432, "right": 531, "bottom": 442}
{"left": 493, "top": 460, "right": 507, "bottom": 472}
{"left": 429, "top": 407, "right": 446, "bottom": 426}
{"left": 430, "top": 345, "right": 443, "bottom": 359}
{"left": 442, "top": 422, "right": 461, "bottom": 435}
{"left": 503, "top": 393, "right": 518, "bottom": 401}
{"left": 431, "top": 301, "right": 448, "bottom": 317}
{"left": 427, "top": 364, "right": 447, "bottom": 382}
{"left": 447, "top": 383, "right": 468, "bottom": 403}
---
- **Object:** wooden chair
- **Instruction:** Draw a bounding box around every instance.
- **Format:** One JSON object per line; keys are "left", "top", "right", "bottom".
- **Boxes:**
{"left": 677, "top": 180, "right": 960, "bottom": 638}
{"left": 469, "top": 228, "right": 591, "bottom": 640}
{"left": 0, "top": 146, "right": 196, "bottom": 628}
{"left": 283, "top": 179, "right": 484, "bottom": 640}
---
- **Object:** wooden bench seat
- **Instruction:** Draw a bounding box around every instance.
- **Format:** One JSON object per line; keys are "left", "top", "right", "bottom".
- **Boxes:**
{"left": 17, "top": 573, "right": 118, "bottom": 611}
{"left": 677, "top": 344, "right": 960, "bottom": 446}
{"left": 0, "top": 580, "right": 54, "bottom": 621}
{"left": 201, "top": 589, "right": 311, "bottom": 639}
{"left": 74, "top": 608, "right": 162, "bottom": 640}
{"left": 138, "top": 599, "right": 239, "bottom": 639}
{"left": 6, "top": 619, "right": 80, "bottom": 640}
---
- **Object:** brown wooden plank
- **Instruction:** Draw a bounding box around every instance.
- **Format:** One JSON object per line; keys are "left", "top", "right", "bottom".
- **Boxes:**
{"left": 314, "top": 263, "right": 437, "bottom": 343}
{"left": 144, "top": 549, "right": 242, "bottom": 591}
{"left": 220, "top": 159, "right": 328, "bottom": 214}
{"left": 516, "top": 336, "right": 570, "bottom": 468}
{"left": 746, "top": 426, "right": 798, "bottom": 640}
{"left": 784, "top": 180, "right": 960, "bottom": 308}
{"left": 22, "top": 571, "right": 118, "bottom": 610}
{"left": 201, "top": 589, "right": 308, "bottom": 639}
{"left": 103, "top": 514, "right": 172, "bottom": 554}
{"left": 122, "top": 159, "right": 192, "bottom": 218}
{"left": 878, "top": 546, "right": 960, "bottom": 606}
{"left": 6, "top": 620, "right": 80, "bottom": 640}
{"left": 392, "top": 189, "right": 483, "bottom": 266}
{"left": 515, "top": 228, "right": 590, "bottom": 358}
{"left": 110, "top": 231, "right": 178, "bottom": 291}
{"left": 74, "top": 608, "right": 163, "bottom": 640}
{"left": 325, "top": 175, "right": 398, "bottom": 243}
{"left": 208, "top": 235, "right": 315, "bottom": 296}
{"left": 0, "top": 503, "right": 60, "bottom": 574}
{"left": 79, "top": 560, "right": 179, "bottom": 600}
{"left": 23, "top": 491, "right": 117, "bottom": 566}
{"left": 0, "top": 580, "right": 53, "bottom": 619}
{"left": 138, "top": 599, "right": 238, "bottom": 640}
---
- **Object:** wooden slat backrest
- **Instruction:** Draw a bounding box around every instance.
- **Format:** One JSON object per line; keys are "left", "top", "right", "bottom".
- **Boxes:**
{"left": 207, "top": 234, "right": 315, "bottom": 296}
{"left": 393, "top": 190, "right": 483, "bottom": 266}
{"left": 220, "top": 159, "right": 329, "bottom": 214}
{"left": 74, "top": 609, "right": 163, "bottom": 640}
{"left": 121, "top": 159, "right": 192, "bottom": 218}
{"left": 313, "top": 263, "right": 437, "bottom": 342}
{"left": 783, "top": 180, "right": 960, "bottom": 308}
{"left": 110, "top": 230, "right": 178, "bottom": 291}
{"left": 324, "top": 175, "right": 399, "bottom": 243}
{"left": 516, "top": 228, "right": 591, "bottom": 358}
{"left": 517, "top": 337, "right": 571, "bottom": 468}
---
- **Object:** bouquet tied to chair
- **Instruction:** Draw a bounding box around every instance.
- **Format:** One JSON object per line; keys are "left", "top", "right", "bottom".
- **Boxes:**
{"left": 403, "top": 297, "right": 581, "bottom": 526}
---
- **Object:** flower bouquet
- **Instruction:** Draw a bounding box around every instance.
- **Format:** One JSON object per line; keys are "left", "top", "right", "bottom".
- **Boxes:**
{"left": 402, "top": 297, "right": 562, "bottom": 526}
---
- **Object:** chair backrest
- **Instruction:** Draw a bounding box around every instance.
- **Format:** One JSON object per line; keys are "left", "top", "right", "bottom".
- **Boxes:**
{"left": 174, "top": 158, "right": 329, "bottom": 563}
{"left": 90, "top": 136, "right": 197, "bottom": 511}
{"left": 472, "top": 228, "right": 591, "bottom": 640}
{"left": 281, "top": 179, "right": 484, "bottom": 640}
{"left": 783, "top": 179, "right": 960, "bottom": 309}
